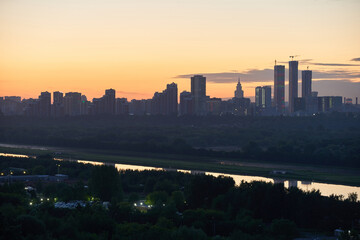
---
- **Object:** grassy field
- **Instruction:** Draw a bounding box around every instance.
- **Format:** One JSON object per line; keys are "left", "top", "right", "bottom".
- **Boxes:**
{"left": 1, "top": 145, "right": 360, "bottom": 186}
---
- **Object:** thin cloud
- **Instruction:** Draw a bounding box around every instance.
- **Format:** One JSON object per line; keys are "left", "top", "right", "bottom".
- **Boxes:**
{"left": 278, "top": 59, "right": 360, "bottom": 66}
{"left": 313, "top": 70, "right": 360, "bottom": 79}
{"left": 175, "top": 68, "right": 360, "bottom": 84}
{"left": 312, "top": 80, "right": 360, "bottom": 98}
{"left": 175, "top": 69, "right": 274, "bottom": 83}
{"left": 312, "top": 63, "right": 360, "bottom": 67}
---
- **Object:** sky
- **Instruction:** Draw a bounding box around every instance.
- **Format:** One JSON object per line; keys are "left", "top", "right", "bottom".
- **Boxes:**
{"left": 1, "top": 0, "right": 359, "bottom": 101}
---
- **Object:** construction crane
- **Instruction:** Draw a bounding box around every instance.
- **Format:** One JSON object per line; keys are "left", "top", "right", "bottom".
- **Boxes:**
{"left": 289, "top": 55, "right": 300, "bottom": 61}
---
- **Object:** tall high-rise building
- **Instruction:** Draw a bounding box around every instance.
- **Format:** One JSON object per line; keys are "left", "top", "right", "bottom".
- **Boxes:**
{"left": 91, "top": 98, "right": 104, "bottom": 115}
{"left": 318, "top": 96, "right": 342, "bottom": 112}
{"left": 165, "top": 82, "right": 178, "bottom": 115}
{"left": 0, "top": 96, "right": 22, "bottom": 116}
{"left": 53, "top": 91, "right": 64, "bottom": 117}
{"left": 255, "top": 87, "right": 262, "bottom": 109}
{"left": 150, "top": 83, "right": 178, "bottom": 115}
{"left": 23, "top": 98, "right": 40, "bottom": 116}
{"left": 39, "top": 91, "right": 51, "bottom": 117}
{"left": 263, "top": 86, "right": 271, "bottom": 109}
{"left": 64, "top": 92, "right": 81, "bottom": 116}
{"left": 80, "top": 95, "right": 89, "bottom": 115}
{"left": 289, "top": 60, "right": 299, "bottom": 113}
{"left": 151, "top": 92, "right": 162, "bottom": 115}
{"left": 206, "top": 98, "right": 222, "bottom": 115}
{"left": 274, "top": 64, "right": 285, "bottom": 113}
{"left": 302, "top": 69, "right": 312, "bottom": 98}
{"left": 191, "top": 75, "right": 206, "bottom": 115}
{"left": 234, "top": 78, "right": 244, "bottom": 98}
{"left": 180, "top": 91, "right": 193, "bottom": 115}
{"left": 255, "top": 86, "right": 271, "bottom": 109}
{"left": 115, "top": 98, "right": 129, "bottom": 115}
{"left": 104, "top": 89, "right": 116, "bottom": 115}
{"left": 129, "top": 99, "right": 147, "bottom": 115}
{"left": 53, "top": 91, "right": 63, "bottom": 105}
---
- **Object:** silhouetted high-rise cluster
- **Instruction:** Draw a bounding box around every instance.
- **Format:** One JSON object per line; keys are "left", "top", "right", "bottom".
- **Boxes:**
{"left": 252, "top": 58, "right": 355, "bottom": 116}
{"left": 1, "top": 59, "right": 359, "bottom": 117}
{"left": 179, "top": 75, "right": 251, "bottom": 116}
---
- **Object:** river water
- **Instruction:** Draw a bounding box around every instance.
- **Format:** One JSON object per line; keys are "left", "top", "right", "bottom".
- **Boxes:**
{"left": 1, "top": 152, "right": 360, "bottom": 198}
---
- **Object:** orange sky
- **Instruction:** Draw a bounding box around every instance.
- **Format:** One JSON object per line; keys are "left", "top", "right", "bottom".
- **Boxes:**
{"left": 1, "top": 0, "right": 359, "bottom": 100}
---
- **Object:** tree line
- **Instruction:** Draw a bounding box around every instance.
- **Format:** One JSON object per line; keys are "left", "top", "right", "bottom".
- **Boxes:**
{"left": 0, "top": 156, "right": 359, "bottom": 239}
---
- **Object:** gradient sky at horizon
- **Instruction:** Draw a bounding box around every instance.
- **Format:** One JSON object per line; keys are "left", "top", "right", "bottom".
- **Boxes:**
{"left": 1, "top": 0, "right": 359, "bottom": 101}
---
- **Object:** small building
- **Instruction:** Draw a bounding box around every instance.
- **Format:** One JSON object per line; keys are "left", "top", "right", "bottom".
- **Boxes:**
{"left": 0, "top": 174, "right": 69, "bottom": 183}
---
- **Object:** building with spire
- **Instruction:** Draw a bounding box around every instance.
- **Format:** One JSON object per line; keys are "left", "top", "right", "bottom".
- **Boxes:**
{"left": 234, "top": 78, "right": 244, "bottom": 98}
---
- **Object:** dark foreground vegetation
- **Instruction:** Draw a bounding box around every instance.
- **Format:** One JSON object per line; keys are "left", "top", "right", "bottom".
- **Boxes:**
{"left": 1, "top": 156, "right": 359, "bottom": 240}
{"left": 1, "top": 114, "right": 360, "bottom": 168}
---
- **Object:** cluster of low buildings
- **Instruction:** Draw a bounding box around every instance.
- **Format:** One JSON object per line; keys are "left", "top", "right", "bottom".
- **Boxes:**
{"left": 0, "top": 84, "right": 178, "bottom": 117}
{"left": 1, "top": 60, "right": 359, "bottom": 117}
{"left": 0, "top": 173, "right": 68, "bottom": 184}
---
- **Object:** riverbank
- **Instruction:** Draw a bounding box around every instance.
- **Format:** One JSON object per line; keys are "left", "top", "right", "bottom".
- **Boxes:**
{"left": 1, "top": 145, "right": 360, "bottom": 187}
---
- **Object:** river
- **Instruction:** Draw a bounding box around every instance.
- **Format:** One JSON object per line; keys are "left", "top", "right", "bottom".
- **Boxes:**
{"left": 1, "top": 151, "right": 359, "bottom": 198}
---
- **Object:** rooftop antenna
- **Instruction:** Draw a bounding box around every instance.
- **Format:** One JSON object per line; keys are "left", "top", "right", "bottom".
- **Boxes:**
{"left": 275, "top": 59, "right": 277, "bottom": 66}
{"left": 307, "top": 66, "right": 309, "bottom": 70}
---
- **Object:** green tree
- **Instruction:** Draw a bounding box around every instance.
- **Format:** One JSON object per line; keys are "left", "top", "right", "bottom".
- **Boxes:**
{"left": 146, "top": 191, "right": 168, "bottom": 205}
{"left": 171, "top": 226, "right": 208, "bottom": 240}
{"left": 270, "top": 218, "right": 298, "bottom": 240}
{"left": 89, "top": 166, "right": 122, "bottom": 201}
{"left": 171, "top": 191, "right": 185, "bottom": 209}
{"left": 347, "top": 192, "right": 358, "bottom": 202}
{"left": 17, "top": 215, "right": 46, "bottom": 237}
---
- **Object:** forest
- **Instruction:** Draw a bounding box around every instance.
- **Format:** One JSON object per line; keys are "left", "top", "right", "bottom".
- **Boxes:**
{"left": 0, "top": 113, "right": 360, "bottom": 167}
{"left": 0, "top": 155, "right": 359, "bottom": 240}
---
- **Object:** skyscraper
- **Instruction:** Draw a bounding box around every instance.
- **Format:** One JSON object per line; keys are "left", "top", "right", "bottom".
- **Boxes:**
{"left": 104, "top": 89, "right": 116, "bottom": 115}
{"left": 289, "top": 60, "right": 299, "bottom": 113}
{"left": 255, "top": 87, "right": 262, "bottom": 109}
{"left": 151, "top": 83, "right": 178, "bottom": 115}
{"left": 53, "top": 91, "right": 63, "bottom": 105}
{"left": 64, "top": 92, "right": 81, "bottom": 116}
{"left": 165, "top": 82, "right": 178, "bottom": 115}
{"left": 317, "top": 96, "right": 342, "bottom": 112}
{"left": 274, "top": 64, "right": 285, "bottom": 113}
{"left": 80, "top": 95, "right": 89, "bottom": 115}
{"left": 234, "top": 78, "right": 244, "bottom": 98}
{"left": 115, "top": 98, "right": 129, "bottom": 115}
{"left": 255, "top": 86, "right": 271, "bottom": 110}
{"left": 39, "top": 91, "right": 51, "bottom": 117}
{"left": 53, "top": 91, "right": 64, "bottom": 117}
{"left": 180, "top": 91, "right": 193, "bottom": 115}
{"left": 263, "top": 86, "right": 271, "bottom": 109}
{"left": 191, "top": 75, "right": 206, "bottom": 115}
{"left": 302, "top": 69, "right": 312, "bottom": 98}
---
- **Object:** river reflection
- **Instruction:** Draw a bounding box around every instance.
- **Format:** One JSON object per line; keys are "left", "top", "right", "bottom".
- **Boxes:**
{"left": 2, "top": 152, "right": 359, "bottom": 198}
{"left": 0, "top": 153, "right": 35, "bottom": 158}
{"left": 113, "top": 163, "right": 360, "bottom": 198}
